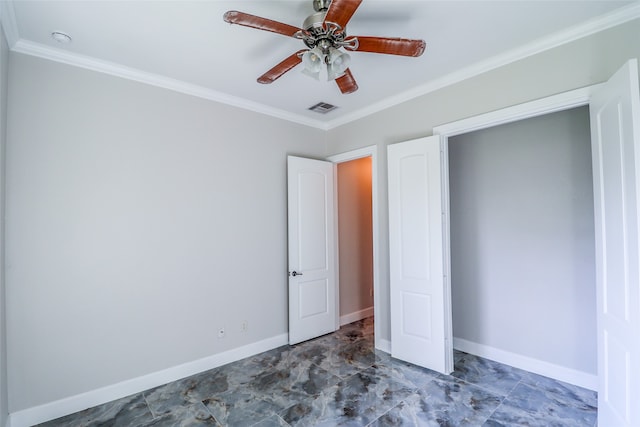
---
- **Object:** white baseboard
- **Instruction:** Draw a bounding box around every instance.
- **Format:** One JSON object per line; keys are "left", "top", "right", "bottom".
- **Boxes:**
{"left": 453, "top": 337, "right": 597, "bottom": 391}
{"left": 377, "top": 338, "right": 391, "bottom": 354}
{"left": 340, "top": 306, "right": 374, "bottom": 326}
{"left": 8, "top": 333, "right": 289, "bottom": 427}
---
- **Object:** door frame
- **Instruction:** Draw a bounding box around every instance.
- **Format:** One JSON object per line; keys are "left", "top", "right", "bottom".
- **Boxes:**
{"left": 433, "top": 84, "right": 601, "bottom": 390}
{"left": 327, "top": 145, "right": 383, "bottom": 351}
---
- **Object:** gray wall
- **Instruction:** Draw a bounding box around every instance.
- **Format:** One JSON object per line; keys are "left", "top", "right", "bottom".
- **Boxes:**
{"left": 448, "top": 107, "right": 596, "bottom": 373}
{"left": 326, "top": 18, "right": 640, "bottom": 347}
{"left": 337, "top": 157, "right": 373, "bottom": 319}
{"left": 5, "top": 53, "right": 326, "bottom": 412}
{"left": 0, "top": 23, "right": 9, "bottom": 427}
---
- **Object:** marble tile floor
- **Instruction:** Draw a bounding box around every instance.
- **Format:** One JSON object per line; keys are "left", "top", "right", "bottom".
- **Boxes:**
{"left": 37, "top": 318, "right": 597, "bottom": 426}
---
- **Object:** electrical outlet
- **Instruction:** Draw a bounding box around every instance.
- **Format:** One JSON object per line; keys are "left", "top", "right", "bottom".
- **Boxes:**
{"left": 217, "top": 327, "right": 225, "bottom": 339}
{"left": 241, "top": 320, "right": 248, "bottom": 332}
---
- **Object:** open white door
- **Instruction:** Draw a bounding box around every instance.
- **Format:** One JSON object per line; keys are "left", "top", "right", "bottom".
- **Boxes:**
{"left": 287, "top": 156, "right": 338, "bottom": 345}
{"left": 590, "top": 59, "right": 640, "bottom": 427}
{"left": 388, "top": 136, "right": 452, "bottom": 374}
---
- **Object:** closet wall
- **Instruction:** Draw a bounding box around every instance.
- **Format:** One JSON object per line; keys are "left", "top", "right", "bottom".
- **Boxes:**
{"left": 448, "top": 106, "right": 596, "bottom": 375}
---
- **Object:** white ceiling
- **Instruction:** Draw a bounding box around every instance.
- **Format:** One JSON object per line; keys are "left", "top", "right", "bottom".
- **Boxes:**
{"left": 3, "top": 0, "right": 638, "bottom": 129}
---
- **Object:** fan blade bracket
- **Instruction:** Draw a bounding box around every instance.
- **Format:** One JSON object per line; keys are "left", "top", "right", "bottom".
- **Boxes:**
{"left": 324, "top": 21, "right": 346, "bottom": 40}
{"left": 294, "top": 29, "right": 318, "bottom": 49}
{"left": 346, "top": 36, "right": 426, "bottom": 57}
{"left": 338, "top": 37, "right": 359, "bottom": 50}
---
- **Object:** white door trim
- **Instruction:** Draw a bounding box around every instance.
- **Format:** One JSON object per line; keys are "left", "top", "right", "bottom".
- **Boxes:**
{"left": 327, "top": 146, "right": 383, "bottom": 351}
{"left": 433, "top": 85, "right": 599, "bottom": 137}
{"left": 432, "top": 84, "right": 602, "bottom": 390}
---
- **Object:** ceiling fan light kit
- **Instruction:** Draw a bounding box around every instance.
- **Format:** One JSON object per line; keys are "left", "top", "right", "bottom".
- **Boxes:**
{"left": 301, "top": 45, "right": 351, "bottom": 81}
{"left": 223, "top": 0, "right": 426, "bottom": 94}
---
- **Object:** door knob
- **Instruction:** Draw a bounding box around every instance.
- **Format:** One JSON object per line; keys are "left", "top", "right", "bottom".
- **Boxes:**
{"left": 290, "top": 271, "right": 303, "bottom": 277}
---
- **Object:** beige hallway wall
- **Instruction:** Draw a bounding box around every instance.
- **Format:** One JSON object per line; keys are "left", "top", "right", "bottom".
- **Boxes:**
{"left": 337, "top": 157, "right": 373, "bottom": 321}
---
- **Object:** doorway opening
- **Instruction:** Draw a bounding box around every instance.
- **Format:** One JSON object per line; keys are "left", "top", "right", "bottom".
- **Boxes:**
{"left": 446, "top": 106, "right": 598, "bottom": 390}
{"left": 337, "top": 157, "right": 374, "bottom": 327}
{"left": 433, "top": 85, "right": 601, "bottom": 390}
{"left": 328, "top": 146, "right": 382, "bottom": 350}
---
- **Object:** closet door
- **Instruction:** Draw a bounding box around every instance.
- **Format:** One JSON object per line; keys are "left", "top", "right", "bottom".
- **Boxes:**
{"left": 388, "top": 135, "right": 452, "bottom": 374}
{"left": 590, "top": 59, "right": 640, "bottom": 427}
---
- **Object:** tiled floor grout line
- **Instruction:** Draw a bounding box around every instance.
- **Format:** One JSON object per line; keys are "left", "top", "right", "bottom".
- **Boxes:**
{"left": 483, "top": 387, "right": 511, "bottom": 425}
{"left": 445, "top": 372, "right": 507, "bottom": 399}
{"left": 200, "top": 399, "right": 223, "bottom": 426}
{"left": 272, "top": 413, "right": 292, "bottom": 427}
{"left": 141, "top": 391, "right": 158, "bottom": 420}
{"left": 505, "top": 377, "right": 524, "bottom": 396}
{"left": 365, "top": 399, "right": 401, "bottom": 426}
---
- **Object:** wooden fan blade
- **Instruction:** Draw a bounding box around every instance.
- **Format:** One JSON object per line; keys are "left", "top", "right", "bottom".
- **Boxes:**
{"left": 335, "top": 69, "right": 358, "bottom": 94}
{"left": 324, "top": 0, "right": 363, "bottom": 29}
{"left": 257, "top": 50, "right": 306, "bottom": 84}
{"left": 347, "top": 36, "right": 426, "bottom": 57}
{"left": 223, "top": 10, "right": 302, "bottom": 37}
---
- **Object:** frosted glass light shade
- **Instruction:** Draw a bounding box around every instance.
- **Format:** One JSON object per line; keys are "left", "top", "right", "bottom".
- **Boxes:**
{"left": 302, "top": 47, "right": 324, "bottom": 80}
{"left": 327, "top": 48, "right": 350, "bottom": 80}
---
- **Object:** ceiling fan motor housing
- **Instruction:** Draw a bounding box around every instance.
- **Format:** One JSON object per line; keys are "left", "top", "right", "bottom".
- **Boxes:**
{"left": 300, "top": 5, "right": 351, "bottom": 52}
{"left": 302, "top": 11, "right": 327, "bottom": 32}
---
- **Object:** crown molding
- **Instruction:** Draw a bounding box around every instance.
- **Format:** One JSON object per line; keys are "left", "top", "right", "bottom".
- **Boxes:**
{"left": 0, "top": 0, "right": 19, "bottom": 48}
{"left": 323, "top": 1, "right": 640, "bottom": 130}
{"left": 11, "top": 38, "right": 329, "bottom": 130}
{"left": 4, "top": 1, "right": 640, "bottom": 131}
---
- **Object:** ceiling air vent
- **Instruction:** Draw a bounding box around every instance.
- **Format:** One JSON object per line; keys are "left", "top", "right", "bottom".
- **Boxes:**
{"left": 308, "top": 102, "right": 338, "bottom": 114}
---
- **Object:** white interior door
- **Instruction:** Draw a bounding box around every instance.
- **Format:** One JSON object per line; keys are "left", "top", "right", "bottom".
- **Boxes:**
{"left": 590, "top": 59, "right": 640, "bottom": 427}
{"left": 388, "top": 136, "right": 452, "bottom": 374}
{"left": 287, "top": 156, "right": 338, "bottom": 345}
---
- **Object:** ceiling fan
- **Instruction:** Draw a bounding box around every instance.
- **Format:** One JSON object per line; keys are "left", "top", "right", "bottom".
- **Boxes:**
{"left": 223, "top": 0, "right": 426, "bottom": 94}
